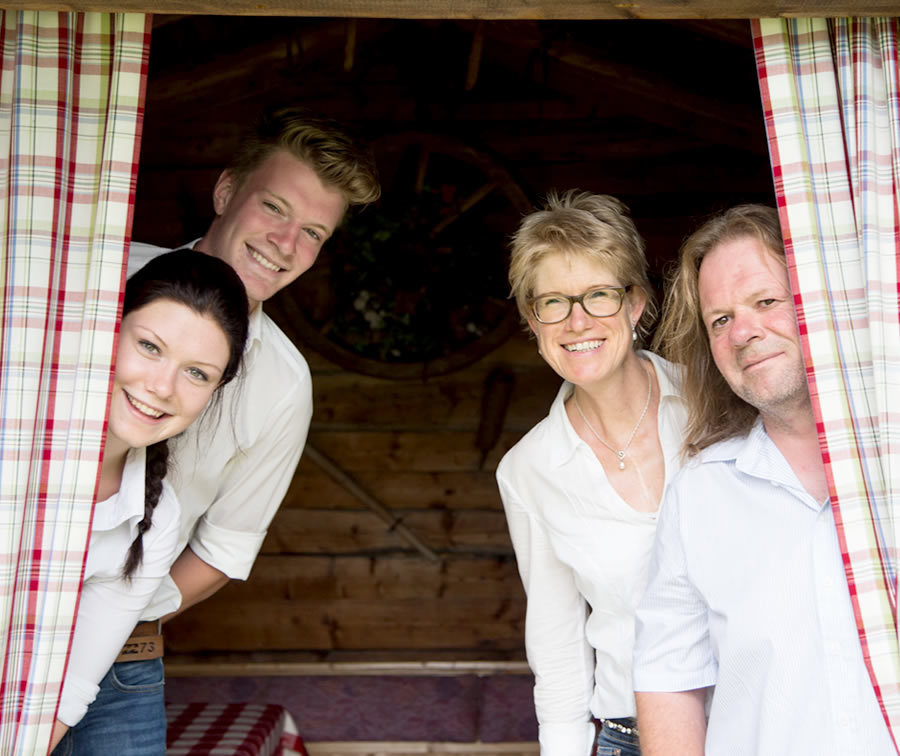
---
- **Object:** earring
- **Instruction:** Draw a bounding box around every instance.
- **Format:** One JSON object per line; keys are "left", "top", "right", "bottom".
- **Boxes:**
{"left": 632, "top": 325, "right": 638, "bottom": 342}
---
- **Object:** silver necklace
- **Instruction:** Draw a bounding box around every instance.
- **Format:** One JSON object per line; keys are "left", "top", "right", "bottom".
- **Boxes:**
{"left": 573, "top": 365, "right": 652, "bottom": 471}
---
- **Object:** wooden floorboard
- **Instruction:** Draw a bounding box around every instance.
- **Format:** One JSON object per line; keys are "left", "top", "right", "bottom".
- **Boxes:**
{"left": 166, "top": 659, "right": 531, "bottom": 677}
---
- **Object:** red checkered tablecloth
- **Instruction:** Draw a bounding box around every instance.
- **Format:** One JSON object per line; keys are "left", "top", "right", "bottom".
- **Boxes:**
{"left": 166, "top": 702, "right": 308, "bottom": 756}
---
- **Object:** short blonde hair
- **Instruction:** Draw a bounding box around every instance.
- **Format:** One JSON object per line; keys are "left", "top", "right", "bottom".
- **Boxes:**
{"left": 653, "top": 204, "right": 786, "bottom": 455}
{"left": 228, "top": 105, "right": 381, "bottom": 208}
{"left": 508, "top": 191, "right": 657, "bottom": 343}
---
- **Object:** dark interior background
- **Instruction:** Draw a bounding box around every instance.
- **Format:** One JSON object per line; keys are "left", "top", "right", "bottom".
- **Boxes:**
{"left": 132, "top": 15, "right": 773, "bottom": 663}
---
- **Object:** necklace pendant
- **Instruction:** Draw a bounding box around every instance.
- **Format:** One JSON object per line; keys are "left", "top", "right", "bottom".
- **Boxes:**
{"left": 618, "top": 459, "right": 626, "bottom": 471}
{"left": 616, "top": 451, "right": 626, "bottom": 471}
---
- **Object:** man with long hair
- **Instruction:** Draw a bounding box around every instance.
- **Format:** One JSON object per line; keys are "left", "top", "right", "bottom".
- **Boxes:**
{"left": 631, "top": 205, "right": 892, "bottom": 755}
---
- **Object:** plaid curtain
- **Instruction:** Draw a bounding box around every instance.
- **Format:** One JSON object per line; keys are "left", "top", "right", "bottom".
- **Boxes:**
{"left": 754, "top": 17, "right": 900, "bottom": 747}
{"left": 0, "top": 12, "right": 148, "bottom": 754}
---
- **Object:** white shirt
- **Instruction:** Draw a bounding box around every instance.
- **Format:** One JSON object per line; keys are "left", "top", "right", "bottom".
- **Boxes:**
{"left": 127, "top": 243, "right": 313, "bottom": 619}
{"left": 57, "top": 447, "right": 180, "bottom": 726}
{"left": 633, "top": 420, "right": 894, "bottom": 756}
{"left": 496, "top": 352, "right": 687, "bottom": 756}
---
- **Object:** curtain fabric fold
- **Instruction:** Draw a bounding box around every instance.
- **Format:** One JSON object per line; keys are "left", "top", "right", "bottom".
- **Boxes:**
{"left": 0, "top": 11, "right": 149, "bottom": 754}
{"left": 754, "top": 16, "right": 900, "bottom": 748}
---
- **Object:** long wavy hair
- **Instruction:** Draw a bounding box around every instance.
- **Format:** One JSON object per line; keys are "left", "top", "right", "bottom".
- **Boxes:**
{"left": 652, "top": 204, "right": 786, "bottom": 456}
{"left": 120, "top": 249, "right": 249, "bottom": 578}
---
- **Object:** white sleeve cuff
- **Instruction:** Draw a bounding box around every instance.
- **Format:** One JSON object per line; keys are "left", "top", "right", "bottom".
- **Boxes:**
{"left": 538, "top": 719, "right": 596, "bottom": 756}
{"left": 633, "top": 664, "right": 718, "bottom": 693}
{"left": 189, "top": 517, "right": 266, "bottom": 580}
{"left": 56, "top": 674, "right": 99, "bottom": 727}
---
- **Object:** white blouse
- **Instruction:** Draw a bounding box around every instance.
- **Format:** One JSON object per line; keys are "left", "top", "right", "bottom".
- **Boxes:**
{"left": 57, "top": 446, "right": 180, "bottom": 727}
{"left": 496, "top": 352, "right": 687, "bottom": 756}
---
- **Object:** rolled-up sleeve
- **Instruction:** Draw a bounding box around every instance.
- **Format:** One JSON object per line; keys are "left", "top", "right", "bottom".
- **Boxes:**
{"left": 187, "top": 368, "right": 311, "bottom": 579}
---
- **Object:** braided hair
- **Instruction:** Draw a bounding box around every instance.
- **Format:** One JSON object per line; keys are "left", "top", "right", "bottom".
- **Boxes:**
{"left": 121, "top": 249, "right": 248, "bottom": 579}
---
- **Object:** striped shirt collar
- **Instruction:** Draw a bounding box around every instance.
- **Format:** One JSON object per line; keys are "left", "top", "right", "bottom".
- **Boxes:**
{"left": 699, "top": 417, "right": 826, "bottom": 511}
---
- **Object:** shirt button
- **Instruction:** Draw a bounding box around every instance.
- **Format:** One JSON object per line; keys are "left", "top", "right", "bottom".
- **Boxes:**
{"left": 838, "top": 713, "right": 850, "bottom": 727}
{"left": 828, "top": 642, "right": 841, "bottom": 656}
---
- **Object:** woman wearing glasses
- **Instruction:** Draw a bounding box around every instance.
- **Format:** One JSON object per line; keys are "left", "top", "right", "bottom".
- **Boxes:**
{"left": 496, "top": 191, "right": 687, "bottom": 756}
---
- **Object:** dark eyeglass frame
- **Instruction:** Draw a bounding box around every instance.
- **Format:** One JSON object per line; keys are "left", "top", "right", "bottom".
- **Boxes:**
{"left": 528, "top": 285, "right": 633, "bottom": 324}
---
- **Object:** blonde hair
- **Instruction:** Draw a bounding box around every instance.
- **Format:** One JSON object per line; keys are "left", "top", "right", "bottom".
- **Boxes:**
{"left": 508, "top": 190, "right": 657, "bottom": 344}
{"left": 228, "top": 105, "right": 380, "bottom": 208}
{"left": 653, "top": 204, "right": 786, "bottom": 455}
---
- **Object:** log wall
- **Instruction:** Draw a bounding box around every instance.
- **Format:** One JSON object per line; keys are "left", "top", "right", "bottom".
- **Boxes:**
{"left": 164, "top": 331, "right": 558, "bottom": 657}
{"left": 134, "top": 15, "right": 774, "bottom": 660}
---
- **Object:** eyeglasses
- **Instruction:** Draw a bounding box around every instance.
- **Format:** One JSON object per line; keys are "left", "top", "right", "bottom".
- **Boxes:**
{"left": 529, "top": 285, "right": 632, "bottom": 324}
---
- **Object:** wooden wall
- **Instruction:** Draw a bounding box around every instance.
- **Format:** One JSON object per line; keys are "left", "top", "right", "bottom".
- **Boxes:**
{"left": 165, "top": 329, "right": 557, "bottom": 657}
{"left": 133, "top": 15, "right": 774, "bottom": 661}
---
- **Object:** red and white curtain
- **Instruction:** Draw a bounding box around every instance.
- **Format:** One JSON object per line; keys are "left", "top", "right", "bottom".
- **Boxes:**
{"left": 0, "top": 12, "right": 148, "bottom": 754}
{"left": 755, "top": 17, "right": 900, "bottom": 749}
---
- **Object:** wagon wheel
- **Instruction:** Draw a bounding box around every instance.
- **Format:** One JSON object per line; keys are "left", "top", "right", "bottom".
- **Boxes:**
{"left": 275, "top": 132, "right": 532, "bottom": 380}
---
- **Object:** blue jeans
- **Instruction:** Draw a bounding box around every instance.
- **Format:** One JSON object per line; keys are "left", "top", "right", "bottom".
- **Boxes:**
{"left": 594, "top": 719, "right": 641, "bottom": 756}
{"left": 52, "top": 658, "right": 166, "bottom": 756}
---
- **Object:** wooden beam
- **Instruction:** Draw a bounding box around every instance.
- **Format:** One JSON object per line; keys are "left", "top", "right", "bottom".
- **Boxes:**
{"left": 480, "top": 23, "right": 765, "bottom": 154}
{"left": 261, "top": 509, "right": 514, "bottom": 555}
{"left": 284, "top": 468, "right": 509, "bottom": 512}
{"left": 4, "top": 1, "right": 898, "bottom": 19}
{"left": 165, "top": 658, "right": 531, "bottom": 676}
{"left": 202, "top": 555, "right": 522, "bottom": 601}
{"left": 303, "top": 445, "right": 443, "bottom": 562}
{"left": 164, "top": 596, "right": 526, "bottom": 651}
{"left": 302, "top": 429, "right": 526, "bottom": 473}
{"left": 465, "top": 19, "right": 485, "bottom": 91}
{"left": 165, "top": 648, "right": 528, "bottom": 666}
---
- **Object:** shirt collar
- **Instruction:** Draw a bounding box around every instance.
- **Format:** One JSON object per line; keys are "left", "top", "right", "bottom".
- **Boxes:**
{"left": 700, "top": 417, "right": 824, "bottom": 508}
{"left": 545, "top": 380, "right": 580, "bottom": 469}
{"left": 700, "top": 417, "right": 765, "bottom": 466}
{"left": 245, "top": 304, "right": 264, "bottom": 360}
{"left": 185, "top": 237, "right": 264, "bottom": 363}
{"left": 545, "top": 350, "right": 674, "bottom": 470}
{"left": 91, "top": 446, "right": 147, "bottom": 533}
{"left": 644, "top": 349, "right": 681, "bottom": 403}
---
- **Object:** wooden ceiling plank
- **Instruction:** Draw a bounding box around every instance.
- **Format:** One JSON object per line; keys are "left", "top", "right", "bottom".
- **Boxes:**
{"left": 6, "top": 1, "right": 899, "bottom": 19}
{"left": 482, "top": 24, "right": 766, "bottom": 153}
{"left": 344, "top": 17, "right": 357, "bottom": 71}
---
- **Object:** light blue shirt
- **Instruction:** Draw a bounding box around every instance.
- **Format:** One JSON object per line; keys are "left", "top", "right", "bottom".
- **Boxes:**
{"left": 633, "top": 420, "right": 893, "bottom": 755}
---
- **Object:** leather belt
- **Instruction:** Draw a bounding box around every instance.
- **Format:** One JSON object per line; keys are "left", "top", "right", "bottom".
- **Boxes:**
{"left": 601, "top": 717, "right": 639, "bottom": 737}
{"left": 592, "top": 717, "right": 639, "bottom": 756}
{"left": 115, "top": 620, "right": 164, "bottom": 663}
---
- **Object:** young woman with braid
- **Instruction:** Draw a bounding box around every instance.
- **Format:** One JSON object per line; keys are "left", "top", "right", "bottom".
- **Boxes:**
{"left": 50, "top": 249, "right": 249, "bottom": 755}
